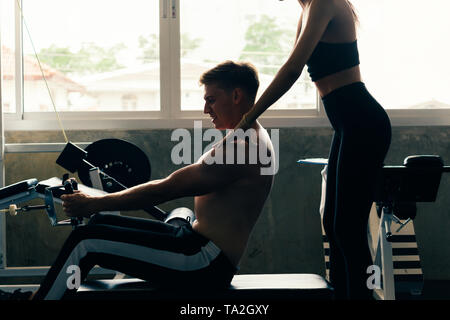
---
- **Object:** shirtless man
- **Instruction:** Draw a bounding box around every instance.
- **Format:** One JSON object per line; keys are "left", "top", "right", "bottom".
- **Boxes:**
{"left": 28, "top": 61, "right": 275, "bottom": 300}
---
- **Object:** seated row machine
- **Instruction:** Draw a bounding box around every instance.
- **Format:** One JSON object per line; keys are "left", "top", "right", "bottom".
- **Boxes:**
{"left": 0, "top": 139, "right": 333, "bottom": 300}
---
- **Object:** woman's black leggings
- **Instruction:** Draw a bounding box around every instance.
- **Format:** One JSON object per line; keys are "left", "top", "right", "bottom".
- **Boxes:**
{"left": 322, "top": 82, "right": 391, "bottom": 299}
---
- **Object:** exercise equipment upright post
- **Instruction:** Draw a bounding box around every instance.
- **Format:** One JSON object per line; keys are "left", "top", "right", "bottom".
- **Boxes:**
{"left": 0, "top": 23, "right": 6, "bottom": 269}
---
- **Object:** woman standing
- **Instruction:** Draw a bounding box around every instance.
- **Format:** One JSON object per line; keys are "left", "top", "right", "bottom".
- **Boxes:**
{"left": 236, "top": 0, "right": 391, "bottom": 299}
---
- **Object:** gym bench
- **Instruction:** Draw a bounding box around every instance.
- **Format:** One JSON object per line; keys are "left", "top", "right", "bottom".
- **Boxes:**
{"left": 73, "top": 274, "right": 333, "bottom": 300}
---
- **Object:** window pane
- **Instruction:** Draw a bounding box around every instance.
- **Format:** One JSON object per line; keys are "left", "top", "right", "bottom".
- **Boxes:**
{"left": 353, "top": 0, "right": 450, "bottom": 109}
{"left": 22, "top": 0, "right": 160, "bottom": 112}
{"left": 180, "top": 0, "right": 315, "bottom": 111}
{"left": 1, "top": 0, "right": 16, "bottom": 114}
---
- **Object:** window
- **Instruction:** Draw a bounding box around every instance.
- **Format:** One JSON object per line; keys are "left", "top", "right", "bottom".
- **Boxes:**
{"left": 121, "top": 93, "right": 138, "bottom": 110}
{"left": 21, "top": 0, "right": 160, "bottom": 112}
{"left": 353, "top": 0, "right": 450, "bottom": 109}
{"left": 1, "top": 0, "right": 449, "bottom": 130}
{"left": 1, "top": 0, "right": 17, "bottom": 114}
{"left": 179, "top": 0, "right": 315, "bottom": 111}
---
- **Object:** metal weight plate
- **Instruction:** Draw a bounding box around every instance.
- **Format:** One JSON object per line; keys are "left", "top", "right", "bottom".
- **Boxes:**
{"left": 77, "top": 139, "right": 151, "bottom": 192}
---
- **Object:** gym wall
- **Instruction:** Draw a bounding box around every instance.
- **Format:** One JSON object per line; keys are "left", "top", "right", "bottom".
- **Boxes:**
{"left": 3, "top": 126, "right": 450, "bottom": 281}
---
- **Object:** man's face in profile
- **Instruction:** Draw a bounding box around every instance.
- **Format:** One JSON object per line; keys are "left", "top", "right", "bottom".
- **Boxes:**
{"left": 203, "top": 83, "right": 235, "bottom": 130}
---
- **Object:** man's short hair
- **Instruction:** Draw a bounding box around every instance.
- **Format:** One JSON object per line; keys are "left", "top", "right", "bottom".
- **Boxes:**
{"left": 199, "top": 61, "right": 259, "bottom": 103}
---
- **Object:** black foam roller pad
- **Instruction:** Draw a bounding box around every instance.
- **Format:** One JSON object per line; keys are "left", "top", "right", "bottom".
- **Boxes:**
{"left": 56, "top": 142, "right": 88, "bottom": 173}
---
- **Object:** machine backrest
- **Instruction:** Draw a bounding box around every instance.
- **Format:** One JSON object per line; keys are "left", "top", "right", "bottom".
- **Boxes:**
{"left": 374, "top": 155, "right": 444, "bottom": 203}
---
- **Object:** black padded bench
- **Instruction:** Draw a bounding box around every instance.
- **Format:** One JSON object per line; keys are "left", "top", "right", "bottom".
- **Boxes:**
{"left": 72, "top": 274, "right": 333, "bottom": 300}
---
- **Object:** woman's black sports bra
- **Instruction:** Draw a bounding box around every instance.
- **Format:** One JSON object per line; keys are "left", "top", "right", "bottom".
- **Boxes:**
{"left": 306, "top": 40, "right": 360, "bottom": 82}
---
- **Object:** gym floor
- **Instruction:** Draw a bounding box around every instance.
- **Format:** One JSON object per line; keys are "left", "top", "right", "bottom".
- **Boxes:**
{"left": 396, "top": 280, "right": 450, "bottom": 300}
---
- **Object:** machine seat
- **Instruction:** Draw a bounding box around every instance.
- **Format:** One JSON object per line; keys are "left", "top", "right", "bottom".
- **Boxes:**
{"left": 72, "top": 274, "right": 333, "bottom": 300}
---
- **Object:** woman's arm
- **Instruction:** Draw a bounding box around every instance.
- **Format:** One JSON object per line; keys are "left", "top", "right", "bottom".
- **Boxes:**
{"left": 236, "top": 0, "right": 335, "bottom": 129}
{"left": 295, "top": 11, "right": 303, "bottom": 44}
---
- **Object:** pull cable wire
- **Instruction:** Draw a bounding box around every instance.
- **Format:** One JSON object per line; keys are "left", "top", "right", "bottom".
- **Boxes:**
{"left": 15, "top": 0, "right": 69, "bottom": 143}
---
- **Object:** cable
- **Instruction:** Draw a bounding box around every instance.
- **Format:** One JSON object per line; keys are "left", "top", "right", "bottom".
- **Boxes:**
{"left": 15, "top": 0, "right": 69, "bottom": 143}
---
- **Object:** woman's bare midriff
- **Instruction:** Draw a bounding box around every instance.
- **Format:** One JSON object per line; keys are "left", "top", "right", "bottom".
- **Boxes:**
{"left": 314, "top": 65, "right": 362, "bottom": 98}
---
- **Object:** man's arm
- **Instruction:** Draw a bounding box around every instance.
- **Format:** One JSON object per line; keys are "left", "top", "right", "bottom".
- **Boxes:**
{"left": 62, "top": 140, "right": 259, "bottom": 217}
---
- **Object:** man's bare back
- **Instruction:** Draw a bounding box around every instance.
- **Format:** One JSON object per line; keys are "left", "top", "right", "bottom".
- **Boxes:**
{"left": 193, "top": 123, "right": 275, "bottom": 266}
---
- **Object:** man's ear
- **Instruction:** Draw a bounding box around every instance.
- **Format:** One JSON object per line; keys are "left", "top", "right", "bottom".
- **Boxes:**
{"left": 232, "top": 88, "right": 244, "bottom": 104}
